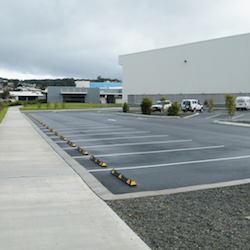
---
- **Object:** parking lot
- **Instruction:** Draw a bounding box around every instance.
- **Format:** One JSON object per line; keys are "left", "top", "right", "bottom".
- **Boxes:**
{"left": 25, "top": 109, "right": 250, "bottom": 198}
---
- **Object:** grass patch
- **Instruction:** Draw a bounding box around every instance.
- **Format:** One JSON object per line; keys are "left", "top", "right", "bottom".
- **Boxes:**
{"left": 19, "top": 103, "right": 122, "bottom": 111}
{"left": 0, "top": 107, "right": 8, "bottom": 123}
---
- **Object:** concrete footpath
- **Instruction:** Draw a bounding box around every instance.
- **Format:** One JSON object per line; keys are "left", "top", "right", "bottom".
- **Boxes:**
{"left": 0, "top": 107, "right": 151, "bottom": 250}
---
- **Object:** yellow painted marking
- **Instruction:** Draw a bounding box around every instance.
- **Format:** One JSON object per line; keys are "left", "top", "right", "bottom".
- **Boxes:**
{"left": 130, "top": 181, "right": 137, "bottom": 186}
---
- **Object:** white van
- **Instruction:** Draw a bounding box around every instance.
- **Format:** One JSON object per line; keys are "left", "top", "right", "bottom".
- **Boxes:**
{"left": 235, "top": 96, "right": 250, "bottom": 110}
{"left": 181, "top": 99, "right": 203, "bottom": 113}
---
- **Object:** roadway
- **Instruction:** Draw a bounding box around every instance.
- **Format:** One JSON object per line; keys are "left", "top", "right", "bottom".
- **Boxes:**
{"left": 25, "top": 109, "right": 250, "bottom": 199}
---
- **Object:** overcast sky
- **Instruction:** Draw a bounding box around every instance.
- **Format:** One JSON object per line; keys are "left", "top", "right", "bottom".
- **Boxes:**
{"left": 1, "top": 0, "right": 250, "bottom": 80}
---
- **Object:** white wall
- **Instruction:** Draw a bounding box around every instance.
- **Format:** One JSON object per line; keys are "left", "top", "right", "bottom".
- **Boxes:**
{"left": 75, "top": 80, "right": 90, "bottom": 88}
{"left": 119, "top": 33, "right": 250, "bottom": 103}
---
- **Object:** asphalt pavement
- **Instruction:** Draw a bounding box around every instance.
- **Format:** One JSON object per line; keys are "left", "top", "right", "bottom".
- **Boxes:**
{"left": 0, "top": 107, "right": 151, "bottom": 250}
{"left": 24, "top": 108, "right": 250, "bottom": 200}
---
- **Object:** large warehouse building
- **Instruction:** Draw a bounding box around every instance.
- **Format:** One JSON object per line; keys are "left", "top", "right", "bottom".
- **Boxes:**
{"left": 119, "top": 33, "right": 250, "bottom": 105}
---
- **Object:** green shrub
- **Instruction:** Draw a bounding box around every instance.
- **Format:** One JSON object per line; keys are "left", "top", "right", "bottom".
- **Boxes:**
{"left": 167, "top": 101, "right": 179, "bottom": 116}
{"left": 31, "top": 100, "right": 38, "bottom": 105}
{"left": 141, "top": 96, "right": 152, "bottom": 115}
{"left": 123, "top": 102, "right": 129, "bottom": 112}
{"left": 6, "top": 101, "right": 23, "bottom": 107}
{"left": 37, "top": 102, "right": 41, "bottom": 109}
{"left": 54, "top": 102, "right": 58, "bottom": 109}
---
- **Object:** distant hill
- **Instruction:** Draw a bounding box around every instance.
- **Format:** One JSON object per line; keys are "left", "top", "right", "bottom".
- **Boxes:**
{"left": 0, "top": 77, "right": 121, "bottom": 90}
{"left": 23, "top": 78, "right": 76, "bottom": 89}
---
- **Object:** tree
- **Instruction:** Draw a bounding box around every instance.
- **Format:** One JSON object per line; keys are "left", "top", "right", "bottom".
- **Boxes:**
{"left": 12, "top": 80, "right": 19, "bottom": 89}
{"left": 208, "top": 98, "right": 214, "bottom": 113}
{"left": 159, "top": 96, "right": 166, "bottom": 113}
{"left": 1, "top": 90, "right": 10, "bottom": 100}
{"left": 141, "top": 96, "right": 152, "bottom": 115}
{"left": 225, "top": 94, "right": 235, "bottom": 118}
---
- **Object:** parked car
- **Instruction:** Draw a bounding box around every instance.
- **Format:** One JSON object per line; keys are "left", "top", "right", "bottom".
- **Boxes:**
{"left": 235, "top": 96, "right": 250, "bottom": 110}
{"left": 151, "top": 100, "right": 172, "bottom": 112}
{"left": 181, "top": 99, "right": 203, "bottom": 113}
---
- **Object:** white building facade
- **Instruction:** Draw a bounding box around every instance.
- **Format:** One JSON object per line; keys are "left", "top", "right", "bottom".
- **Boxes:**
{"left": 119, "top": 33, "right": 250, "bottom": 105}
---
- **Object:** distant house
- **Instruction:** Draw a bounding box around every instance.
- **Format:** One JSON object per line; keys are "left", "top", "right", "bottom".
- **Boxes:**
{"left": 9, "top": 91, "right": 45, "bottom": 101}
{"left": 4, "top": 86, "right": 13, "bottom": 91}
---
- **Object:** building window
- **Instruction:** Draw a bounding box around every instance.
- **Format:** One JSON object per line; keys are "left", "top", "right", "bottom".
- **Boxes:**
{"left": 63, "top": 94, "right": 85, "bottom": 103}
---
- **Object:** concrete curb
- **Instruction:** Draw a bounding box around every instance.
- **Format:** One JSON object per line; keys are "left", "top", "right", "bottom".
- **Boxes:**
{"left": 21, "top": 107, "right": 122, "bottom": 113}
{"left": 183, "top": 112, "right": 199, "bottom": 119}
{"left": 213, "top": 120, "right": 250, "bottom": 127}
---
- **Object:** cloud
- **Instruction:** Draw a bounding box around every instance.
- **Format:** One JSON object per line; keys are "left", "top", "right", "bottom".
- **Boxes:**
{"left": 0, "top": 0, "right": 250, "bottom": 80}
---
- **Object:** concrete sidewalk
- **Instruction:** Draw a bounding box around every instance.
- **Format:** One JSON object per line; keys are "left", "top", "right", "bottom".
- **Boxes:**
{"left": 0, "top": 107, "right": 150, "bottom": 250}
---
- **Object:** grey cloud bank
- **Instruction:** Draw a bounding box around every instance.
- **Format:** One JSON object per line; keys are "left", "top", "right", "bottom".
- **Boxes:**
{"left": 1, "top": 0, "right": 250, "bottom": 80}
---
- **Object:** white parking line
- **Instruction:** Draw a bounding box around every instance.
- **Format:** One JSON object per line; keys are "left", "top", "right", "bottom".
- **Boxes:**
{"left": 233, "top": 114, "right": 245, "bottom": 119}
{"left": 205, "top": 113, "right": 221, "bottom": 119}
{"left": 73, "top": 145, "right": 224, "bottom": 159}
{"left": 89, "top": 154, "right": 250, "bottom": 173}
{"left": 55, "top": 128, "right": 136, "bottom": 135}
{"left": 69, "top": 134, "right": 169, "bottom": 142}
{"left": 49, "top": 126, "right": 124, "bottom": 132}
{"left": 62, "top": 139, "right": 193, "bottom": 149}
{"left": 52, "top": 131, "right": 150, "bottom": 140}
{"left": 183, "top": 113, "right": 199, "bottom": 119}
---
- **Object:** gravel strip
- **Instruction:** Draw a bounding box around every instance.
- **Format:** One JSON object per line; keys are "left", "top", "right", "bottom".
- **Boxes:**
{"left": 106, "top": 184, "right": 250, "bottom": 249}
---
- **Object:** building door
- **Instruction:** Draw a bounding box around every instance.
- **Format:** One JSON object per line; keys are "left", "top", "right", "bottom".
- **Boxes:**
{"left": 107, "top": 95, "right": 115, "bottom": 103}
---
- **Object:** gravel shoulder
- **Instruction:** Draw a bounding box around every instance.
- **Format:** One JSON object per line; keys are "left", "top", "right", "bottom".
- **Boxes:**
{"left": 106, "top": 118, "right": 250, "bottom": 249}
{"left": 106, "top": 184, "right": 250, "bottom": 249}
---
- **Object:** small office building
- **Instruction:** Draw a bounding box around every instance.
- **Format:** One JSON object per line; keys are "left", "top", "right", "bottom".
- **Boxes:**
{"left": 46, "top": 82, "right": 122, "bottom": 104}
